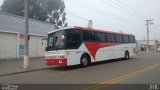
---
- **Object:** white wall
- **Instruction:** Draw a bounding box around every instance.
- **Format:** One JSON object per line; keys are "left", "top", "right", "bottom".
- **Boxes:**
{"left": 29, "top": 35, "right": 46, "bottom": 57}
{"left": 0, "top": 31, "right": 47, "bottom": 59}
{"left": 0, "top": 31, "right": 18, "bottom": 59}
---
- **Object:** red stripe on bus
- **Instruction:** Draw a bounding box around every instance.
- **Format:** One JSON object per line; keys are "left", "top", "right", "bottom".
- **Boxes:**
{"left": 85, "top": 43, "right": 119, "bottom": 60}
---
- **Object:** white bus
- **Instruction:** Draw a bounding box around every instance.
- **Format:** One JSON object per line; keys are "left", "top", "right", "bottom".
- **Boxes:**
{"left": 45, "top": 26, "right": 136, "bottom": 67}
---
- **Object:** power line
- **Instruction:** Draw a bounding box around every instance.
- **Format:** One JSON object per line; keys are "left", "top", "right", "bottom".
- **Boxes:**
{"left": 66, "top": 0, "right": 142, "bottom": 24}
{"left": 66, "top": 0, "right": 144, "bottom": 29}
{"left": 66, "top": 10, "right": 93, "bottom": 27}
{"left": 115, "top": 0, "right": 160, "bottom": 27}
{"left": 98, "top": 0, "right": 141, "bottom": 19}
{"left": 108, "top": 0, "right": 138, "bottom": 15}
{"left": 150, "top": 23, "right": 160, "bottom": 30}
{"left": 108, "top": 0, "right": 149, "bottom": 21}
{"left": 115, "top": 0, "right": 149, "bottom": 19}
{"left": 66, "top": 1, "right": 118, "bottom": 23}
{"left": 66, "top": 10, "right": 88, "bottom": 21}
{"left": 98, "top": 0, "right": 145, "bottom": 28}
{"left": 98, "top": 0, "right": 150, "bottom": 29}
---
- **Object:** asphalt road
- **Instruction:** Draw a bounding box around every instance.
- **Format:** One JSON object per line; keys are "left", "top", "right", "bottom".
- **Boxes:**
{"left": 0, "top": 51, "right": 160, "bottom": 90}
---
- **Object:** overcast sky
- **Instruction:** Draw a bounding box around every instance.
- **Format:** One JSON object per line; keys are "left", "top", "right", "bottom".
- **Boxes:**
{"left": 0, "top": 0, "right": 160, "bottom": 40}
{"left": 0, "top": 0, "right": 3, "bottom": 7}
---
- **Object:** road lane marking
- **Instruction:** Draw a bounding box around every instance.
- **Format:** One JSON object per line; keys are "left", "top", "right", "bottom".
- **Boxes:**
{"left": 83, "top": 62, "right": 160, "bottom": 90}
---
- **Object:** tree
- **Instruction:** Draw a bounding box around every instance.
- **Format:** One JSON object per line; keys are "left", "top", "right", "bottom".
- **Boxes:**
{"left": 1, "top": 0, "right": 67, "bottom": 28}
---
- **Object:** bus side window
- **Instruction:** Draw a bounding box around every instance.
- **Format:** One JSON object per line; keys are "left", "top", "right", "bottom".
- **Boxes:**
{"left": 115, "top": 35, "right": 123, "bottom": 43}
{"left": 107, "top": 33, "right": 116, "bottom": 43}
{"left": 83, "top": 31, "right": 95, "bottom": 42}
{"left": 119, "top": 35, "right": 123, "bottom": 43}
{"left": 129, "top": 36, "right": 135, "bottom": 43}
{"left": 105, "top": 33, "right": 108, "bottom": 42}
{"left": 123, "top": 35, "right": 130, "bottom": 43}
{"left": 115, "top": 35, "right": 120, "bottom": 43}
{"left": 95, "top": 32, "right": 105, "bottom": 42}
{"left": 67, "top": 29, "right": 81, "bottom": 48}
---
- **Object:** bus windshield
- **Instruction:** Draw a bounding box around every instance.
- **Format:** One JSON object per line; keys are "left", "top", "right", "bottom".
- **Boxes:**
{"left": 46, "top": 31, "right": 65, "bottom": 51}
{"left": 46, "top": 29, "right": 82, "bottom": 51}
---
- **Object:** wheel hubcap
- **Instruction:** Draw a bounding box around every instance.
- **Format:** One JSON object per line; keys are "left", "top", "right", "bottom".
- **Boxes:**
{"left": 82, "top": 58, "right": 88, "bottom": 66}
{"left": 126, "top": 53, "right": 129, "bottom": 59}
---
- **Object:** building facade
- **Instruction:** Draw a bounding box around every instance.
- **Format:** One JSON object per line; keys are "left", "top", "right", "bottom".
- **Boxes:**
{"left": 137, "top": 40, "right": 157, "bottom": 51}
{"left": 0, "top": 12, "right": 55, "bottom": 59}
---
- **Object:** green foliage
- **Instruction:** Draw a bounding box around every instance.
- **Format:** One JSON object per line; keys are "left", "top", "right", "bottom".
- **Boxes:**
{"left": 1, "top": 0, "right": 67, "bottom": 28}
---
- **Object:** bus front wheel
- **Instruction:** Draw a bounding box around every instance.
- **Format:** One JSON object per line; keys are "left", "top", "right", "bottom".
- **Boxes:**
{"left": 80, "top": 55, "right": 90, "bottom": 67}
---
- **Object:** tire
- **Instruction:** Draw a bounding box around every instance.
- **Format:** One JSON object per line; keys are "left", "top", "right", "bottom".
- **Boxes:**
{"left": 80, "top": 55, "right": 89, "bottom": 67}
{"left": 124, "top": 51, "right": 130, "bottom": 60}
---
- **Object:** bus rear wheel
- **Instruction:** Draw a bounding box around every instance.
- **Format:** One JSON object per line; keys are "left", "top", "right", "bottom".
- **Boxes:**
{"left": 80, "top": 56, "right": 89, "bottom": 67}
{"left": 124, "top": 51, "right": 130, "bottom": 60}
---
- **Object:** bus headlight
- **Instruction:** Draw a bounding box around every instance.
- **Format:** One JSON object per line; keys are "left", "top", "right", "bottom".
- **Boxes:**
{"left": 59, "top": 60, "right": 63, "bottom": 64}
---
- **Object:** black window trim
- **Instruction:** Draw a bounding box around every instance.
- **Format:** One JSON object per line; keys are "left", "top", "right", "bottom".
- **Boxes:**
{"left": 80, "top": 29, "right": 135, "bottom": 44}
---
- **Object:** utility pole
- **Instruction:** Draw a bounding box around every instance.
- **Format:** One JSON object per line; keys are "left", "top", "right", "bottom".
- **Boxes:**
{"left": 145, "top": 19, "right": 154, "bottom": 52}
{"left": 88, "top": 19, "right": 93, "bottom": 28}
{"left": 24, "top": 0, "right": 29, "bottom": 69}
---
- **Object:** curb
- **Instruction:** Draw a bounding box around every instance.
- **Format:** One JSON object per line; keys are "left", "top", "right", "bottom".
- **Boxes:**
{"left": 0, "top": 67, "right": 52, "bottom": 77}
{"left": 0, "top": 57, "right": 45, "bottom": 62}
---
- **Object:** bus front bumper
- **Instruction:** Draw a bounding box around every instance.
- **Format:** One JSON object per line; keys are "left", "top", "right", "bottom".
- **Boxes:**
{"left": 45, "top": 58, "right": 67, "bottom": 66}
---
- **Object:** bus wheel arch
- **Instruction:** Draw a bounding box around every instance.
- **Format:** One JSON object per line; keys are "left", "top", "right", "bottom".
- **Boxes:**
{"left": 80, "top": 53, "right": 91, "bottom": 67}
{"left": 124, "top": 50, "right": 130, "bottom": 60}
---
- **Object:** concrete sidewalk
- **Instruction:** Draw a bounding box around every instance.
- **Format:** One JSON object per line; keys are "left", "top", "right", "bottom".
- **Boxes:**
{"left": 0, "top": 57, "right": 52, "bottom": 76}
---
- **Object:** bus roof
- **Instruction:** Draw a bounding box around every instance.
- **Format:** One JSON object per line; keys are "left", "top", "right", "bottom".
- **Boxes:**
{"left": 48, "top": 26, "right": 134, "bottom": 36}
